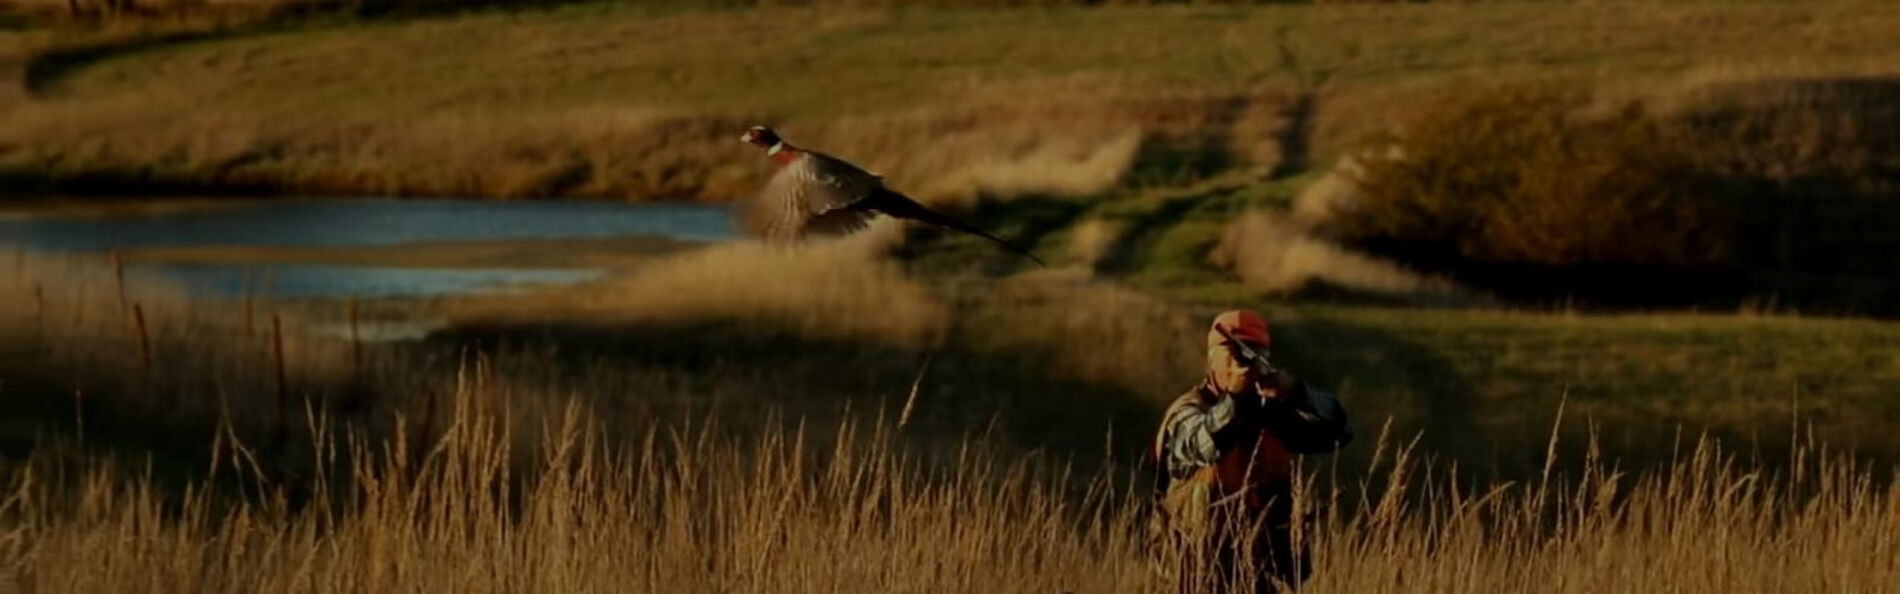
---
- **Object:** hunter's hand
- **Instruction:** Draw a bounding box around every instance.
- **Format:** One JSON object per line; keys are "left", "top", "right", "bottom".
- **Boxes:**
{"left": 1251, "top": 370, "right": 1292, "bottom": 401}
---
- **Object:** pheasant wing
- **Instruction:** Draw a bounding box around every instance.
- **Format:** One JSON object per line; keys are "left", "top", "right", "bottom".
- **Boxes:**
{"left": 802, "top": 205, "right": 876, "bottom": 237}
{"left": 740, "top": 151, "right": 885, "bottom": 240}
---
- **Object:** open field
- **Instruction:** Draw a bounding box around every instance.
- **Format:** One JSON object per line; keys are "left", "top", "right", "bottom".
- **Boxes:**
{"left": 3, "top": 1, "right": 1898, "bottom": 202}
{"left": 5, "top": 1, "right": 1898, "bottom": 312}
{"left": 3, "top": 246, "right": 1900, "bottom": 592}
{"left": 7, "top": 398, "right": 1899, "bottom": 593}
{"left": 5, "top": 2, "right": 1900, "bottom": 589}
{"left": 6, "top": 242, "right": 1900, "bottom": 483}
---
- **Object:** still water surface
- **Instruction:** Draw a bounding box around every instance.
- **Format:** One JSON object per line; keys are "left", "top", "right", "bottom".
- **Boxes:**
{"left": 0, "top": 198, "right": 733, "bottom": 298}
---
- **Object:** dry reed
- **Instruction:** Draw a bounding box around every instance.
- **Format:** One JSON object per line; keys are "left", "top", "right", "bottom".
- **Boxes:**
{"left": 1211, "top": 209, "right": 1459, "bottom": 298}
{"left": 3, "top": 388, "right": 1895, "bottom": 593}
{"left": 1064, "top": 217, "right": 1129, "bottom": 270}
{"left": 447, "top": 232, "right": 950, "bottom": 348}
{"left": 4, "top": 243, "right": 1900, "bottom": 592}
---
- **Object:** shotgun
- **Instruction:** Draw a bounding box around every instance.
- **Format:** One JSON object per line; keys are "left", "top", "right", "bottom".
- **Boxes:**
{"left": 1215, "top": 324, "right": 1280, "bottom": 381}
{"left": 1216, "top": 325, "right": 1355, "bottom": 453}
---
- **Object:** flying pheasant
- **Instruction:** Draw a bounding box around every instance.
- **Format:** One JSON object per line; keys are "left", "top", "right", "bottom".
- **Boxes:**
{"left": 736, "top": 125, "right": 1044, "bottom": 265}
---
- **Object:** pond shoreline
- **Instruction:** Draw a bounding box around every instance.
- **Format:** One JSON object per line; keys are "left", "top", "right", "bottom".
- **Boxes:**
{"left": 0, "top": 191, "right": 717, "bottom": 214}
{"left": 117, "top": 235, "right": 704, "bottom": 270}
{"left": 1, "top": 197, "right": 732, "bottom": 299}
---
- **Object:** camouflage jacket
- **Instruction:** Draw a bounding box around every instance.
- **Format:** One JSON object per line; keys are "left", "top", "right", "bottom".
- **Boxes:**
{"left": 1151, "top": 380, "right": 1299, "bottom": 513}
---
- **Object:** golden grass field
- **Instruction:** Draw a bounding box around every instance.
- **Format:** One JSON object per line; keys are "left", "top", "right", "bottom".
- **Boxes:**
{"left": 4, "top": 1, "right": 1900, "bottom": 591}
{"left": 4, "top": 239, "right": 1900, "bottom": 592}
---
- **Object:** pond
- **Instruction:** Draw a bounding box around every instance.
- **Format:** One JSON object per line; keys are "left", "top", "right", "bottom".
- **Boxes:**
{"left": 0, "top": 198, "right": 734, "bottom": 298}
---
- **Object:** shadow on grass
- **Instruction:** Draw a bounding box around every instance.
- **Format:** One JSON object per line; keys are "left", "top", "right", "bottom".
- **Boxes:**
{"left": 17, "top": 0, "right": 700, "bottom": 98}
{"left": 424, "top": 317, "right": 1167, "bottom": 478}
{"left": 1271, "top": 308, "right": 1900, "bottom": 486}
{"left": 24, "top": 29, "right": 231, "bottom": 96}
{"left": 895, "top": 195, "right": 1091, "bottom": 275}
{"left": 1265, "top": 313, "right": 1494, "bottom": 479}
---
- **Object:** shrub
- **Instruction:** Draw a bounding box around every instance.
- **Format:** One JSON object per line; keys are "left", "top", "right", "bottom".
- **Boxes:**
{"left": 1340, "top": 84, "right": 1730, "bottom": 269}
{"left": 1326, "top": 78, "right": 1900, "bottom": 311}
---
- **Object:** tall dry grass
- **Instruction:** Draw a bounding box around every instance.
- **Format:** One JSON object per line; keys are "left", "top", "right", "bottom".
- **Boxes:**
{"left": 1210, "top": 209, "right": 1460, "bottom": 299}
{"left": 0, "top": 247, "right": 638, "bottom": 484}
{"left": 1063, "top": 217, "right": 1129, "bottom": 269}
{"left": 0, "top": 240, "right": 1205, "bottom": 480}
{"left": 12, "top": 236, "right": 1900, "bottom": 479}
{"left": 4, "top": 387, "right": 1896, "bottom": 592}
{"left": 448, "top": 231, "right": 952, "bottom": 347}
{"left": 0, "top": 250, "right": 360, "bottom": 439}
{"left": 6, "top": 242, "right": 1900, "bottom": 592}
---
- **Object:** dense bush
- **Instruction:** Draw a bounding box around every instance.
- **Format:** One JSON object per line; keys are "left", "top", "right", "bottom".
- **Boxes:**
{"left": 1342, "top": 85, "right": 1728, "bottom": 267}
{"left": 1327, "top": 78, "right": 1900, "bottom": 313}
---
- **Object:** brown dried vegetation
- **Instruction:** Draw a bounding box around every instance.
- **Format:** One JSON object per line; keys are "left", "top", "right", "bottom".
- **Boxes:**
{"left": 4, "top": 252, "right": 1899, "bottom": 592}
{"left": 1328, "top": 76, "right": 1900, "bottom": 311}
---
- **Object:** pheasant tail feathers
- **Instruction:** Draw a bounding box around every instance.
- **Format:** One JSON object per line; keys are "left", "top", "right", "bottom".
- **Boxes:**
{"left": 862, "top": 189, "right": 1045, "bottom": 266}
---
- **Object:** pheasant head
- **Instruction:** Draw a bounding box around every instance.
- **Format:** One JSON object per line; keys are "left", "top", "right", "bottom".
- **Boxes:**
{"left": 739, "top": 125, "right": 800, "bottom": 164}
{"left": 739, "top": 125, "right": 782, "bottom": 149}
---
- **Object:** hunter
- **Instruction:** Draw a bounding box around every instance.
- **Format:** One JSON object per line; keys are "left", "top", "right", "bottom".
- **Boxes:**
{"left": 1150, "top": 309, "right": 1353, "bottom": 594}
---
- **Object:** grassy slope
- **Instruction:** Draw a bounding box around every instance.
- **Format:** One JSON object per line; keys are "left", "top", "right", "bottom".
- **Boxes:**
{"left": 1271, "top": 305, "right": 1900, "bottom": 475}
{"left": 8, "top": 1, "right": 1897, "bottom": 295}
{"left": 32, "top": 2, "right": 1900, "bottom": 118}
{"left": 4, "top": 1, "right": 1898, "bottom": 200}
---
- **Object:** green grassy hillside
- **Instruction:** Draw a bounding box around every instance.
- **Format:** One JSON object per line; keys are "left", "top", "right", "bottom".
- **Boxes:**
{"left": 4, "top": 1, "right": 1898, "bottom": 201}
